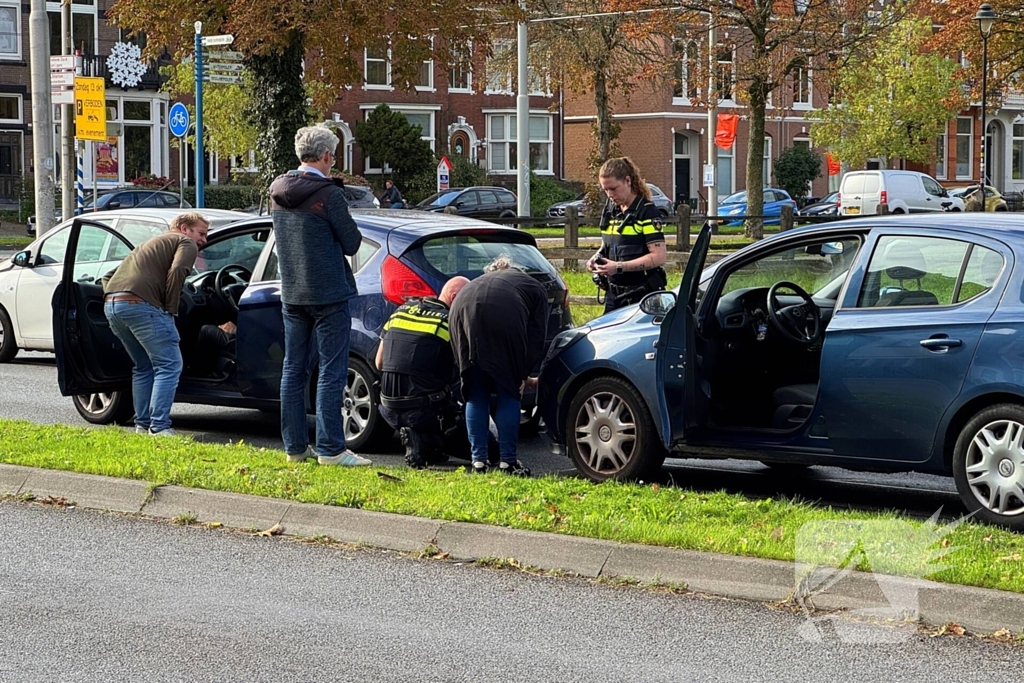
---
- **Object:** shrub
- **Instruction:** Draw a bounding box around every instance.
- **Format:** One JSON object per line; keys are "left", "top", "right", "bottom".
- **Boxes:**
{"left": 530, "top": 172, "right": 577, "bottom": 217}
{"left": 181, "top": 185, "right": 262, "bottom": 211}
{"left": 774, "top": 146, "right": 822, "bottom": 205}
{"left": 450, "top": 155, "right": 486, "bottom": 188}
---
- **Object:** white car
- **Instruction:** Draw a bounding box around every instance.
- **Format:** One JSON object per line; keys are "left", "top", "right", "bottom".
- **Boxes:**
{"left": 0, "top": 208, "right": 250, "bottom": 361}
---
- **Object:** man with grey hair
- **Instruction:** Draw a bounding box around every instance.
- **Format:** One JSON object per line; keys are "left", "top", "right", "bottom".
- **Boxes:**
{"left": 269, "top": 125, "right": 370, "bottom": 466}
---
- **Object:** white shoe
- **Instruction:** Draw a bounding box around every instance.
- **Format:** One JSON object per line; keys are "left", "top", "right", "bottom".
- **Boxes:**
{"left": 134, "top": 425, "right": 149, "bottom": 434}
{"left": 286, "top": 446, "right": 317, "bottom": 463}
{"left": 318, "top": 450, "right": 372, "bottom": 466}
{"left": 150, "top": 428, "right": 177, "bottom": 437}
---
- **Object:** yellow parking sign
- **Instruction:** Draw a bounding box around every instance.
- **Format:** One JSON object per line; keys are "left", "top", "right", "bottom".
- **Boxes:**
{"left": 74, "top": 77, "right": 106, "bottom": 141}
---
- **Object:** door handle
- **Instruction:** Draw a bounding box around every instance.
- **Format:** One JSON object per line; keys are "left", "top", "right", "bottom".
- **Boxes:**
{"left": 76, "top": 275, "right": 94, "bottom": 283}
{"left": 920, "top": 337, "right": 962, "bottom": 349}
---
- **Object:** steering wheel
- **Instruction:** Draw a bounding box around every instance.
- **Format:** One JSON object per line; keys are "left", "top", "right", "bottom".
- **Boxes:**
{"left": 766, "top": 281, "right": 822, "bottom": 347}
{"left": 214, "top": 264, "right": 252, "bottom": 311}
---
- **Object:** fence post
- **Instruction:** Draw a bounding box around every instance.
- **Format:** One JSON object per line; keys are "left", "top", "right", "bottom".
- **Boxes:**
{"left": 564, "top": 206, "right": 579, "bottom": 271}
{"left": 675, "top": 204, "right": 691, "bottom": 252}
{"left": 780, "top": 204, "right": 794, "bottom": 231}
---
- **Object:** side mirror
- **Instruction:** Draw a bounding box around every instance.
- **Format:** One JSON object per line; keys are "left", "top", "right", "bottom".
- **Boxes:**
{"left": 107, "top": 201, "right": 121, "bottom": 209}
{"left": 12, "top": 250, "right": 32, "bottom": 268}
{"left": 639, "top": 291, "right": 676, "bottom": 316}
{"left": 455, "top": 201, "right": 465, "bottom": 208}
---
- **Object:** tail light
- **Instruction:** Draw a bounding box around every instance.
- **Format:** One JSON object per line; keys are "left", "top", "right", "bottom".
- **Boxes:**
{"left": 381, "top": 255, "right": 436, "bottom": 305}
{"left": 836, "top": 192, "right": 841, "bottom": 209}
{"left": 880, "top": 190, "right": 888, "bottom": 206}
{"left": 555, "top": 272, "right": 570, "bottom": 307}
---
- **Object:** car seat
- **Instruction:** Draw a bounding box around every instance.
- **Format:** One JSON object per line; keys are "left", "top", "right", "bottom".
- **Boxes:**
{"left": 873, "top": 241, "right": 938, "bottom": 307}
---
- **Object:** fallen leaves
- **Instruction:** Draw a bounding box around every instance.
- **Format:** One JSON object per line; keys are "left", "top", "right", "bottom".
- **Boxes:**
{"left": 933, "top": 622, "right": 966, "bottom": 637}
{"left": 377, "top": 472, "right": 404, "bottom": 482}
{"left": 998, "top": 553, "right": 1021, "bottom": 562}
{"left": 257, "top": 523, "right": 284, "bottom": 537}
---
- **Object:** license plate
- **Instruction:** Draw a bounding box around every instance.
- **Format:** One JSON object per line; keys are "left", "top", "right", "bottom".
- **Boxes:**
{"left": 846, "top": 206, "right": 860, "bottom": 215}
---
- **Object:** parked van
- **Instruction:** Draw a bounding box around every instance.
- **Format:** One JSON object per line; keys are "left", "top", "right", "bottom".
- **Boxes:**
{"left": 838, "top": 170, "right": 964, "bottom": 216}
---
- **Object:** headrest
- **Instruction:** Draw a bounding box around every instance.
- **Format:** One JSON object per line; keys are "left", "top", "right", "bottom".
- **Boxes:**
{"left": 880, "top": 240, "right": 928, "bottom": 281}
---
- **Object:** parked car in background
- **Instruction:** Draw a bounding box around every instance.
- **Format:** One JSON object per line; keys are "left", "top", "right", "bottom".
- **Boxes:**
{"left": 717, "top": 188, "right": 798, "bottom": 225}
{"left": 415, "top": 187, "right": 518, "bottom": 221}
{"left": 948, "top": 185, "right": 1008, "bottom": 212}
{"left": 52, "top": 212, "right": 572, "bottom": 451}
{"left": 27, "top": 190, "right": 192, "bottom": 236}
{"left": 838, "top": 170, "right": 964, "bottom": 216}
{"left": 546, "top": 183, "right": 674, "bottom": 219}
{"left": 342, "top": 184, "right": 381, "bottom": 209}
{"left": 540, "top": 213, "right": 1024, "bottom": 529}
{"left": 798, "top": 191, "right": 840, "bottom": 217}
{"left": 1, "top": 208, "right": 250, "bottom": 361}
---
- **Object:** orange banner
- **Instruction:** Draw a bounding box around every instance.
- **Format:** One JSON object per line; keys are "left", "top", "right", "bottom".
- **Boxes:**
{"left": 826, "top": 153, "right": 841, "bottom": 176}
{"left": 714, "top": 114, "right": 739, "bottom": 150}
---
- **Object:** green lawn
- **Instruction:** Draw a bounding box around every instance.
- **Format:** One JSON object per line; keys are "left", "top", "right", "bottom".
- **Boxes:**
{"left": 2, "top": 418, "right": 1023, "bottom": 594}
{"left": 0, "top": 237, "right": 31, "bottom": 250}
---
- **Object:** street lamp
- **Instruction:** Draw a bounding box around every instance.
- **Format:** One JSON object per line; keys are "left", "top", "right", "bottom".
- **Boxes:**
{"left": 975, "top": 2, "right": 998, "bottom": 209}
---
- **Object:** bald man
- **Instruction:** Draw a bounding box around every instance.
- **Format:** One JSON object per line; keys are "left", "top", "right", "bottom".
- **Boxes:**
{"left": 375, "top": 277, "right": 470, "bottom": 468}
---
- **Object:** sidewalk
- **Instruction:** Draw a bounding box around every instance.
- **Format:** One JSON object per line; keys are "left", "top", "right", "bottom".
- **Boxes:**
{"left": 3, "top": 462, "right": 1021, "bottom": 637}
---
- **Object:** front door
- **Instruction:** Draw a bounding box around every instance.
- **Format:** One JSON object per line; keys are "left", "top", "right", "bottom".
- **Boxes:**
{"left": 819, "top": 232, "right": 1007, "bottom": 463}
{"left": 674, "top": 158, "right": 690, "bottom": 209}
{"left": 655, "top": 224, "right": 711, "bottom": 448}
{"left": 0, "top": 131, "right": 22, "bottom": 204}
{"left": 53, "top": 219, "right": 135, "bottom": 397}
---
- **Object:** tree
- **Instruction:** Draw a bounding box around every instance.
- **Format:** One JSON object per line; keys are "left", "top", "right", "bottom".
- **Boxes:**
{"left": 812, "top": 16, "right": 966, "bottom": 169}
{"left": 354, "top": 104, "right": 435, "bottom": 188}
{"left": 929, "top": 1, "right": 1024, "bottom": 102}
{"left": 773, "top": 145, "right": 821, "bottom": 203}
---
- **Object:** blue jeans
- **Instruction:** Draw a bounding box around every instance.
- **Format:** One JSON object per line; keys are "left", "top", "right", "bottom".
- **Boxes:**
{"left": 389, "top": 202, "right": 404, "bottom": 209}
{"left": 464, "top": 367, "right": 521, "bottom": 465}
{"left": 280, "top": 301, "right": 351, "bottom": 457}
{"left": 104, "top": 300, "right": 182, "bottom": 433}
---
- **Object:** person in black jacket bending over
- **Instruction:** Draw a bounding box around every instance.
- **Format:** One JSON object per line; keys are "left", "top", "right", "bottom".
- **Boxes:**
{"left": 448, "top": 257, "right": 549, "bottom": 476}
{"left": 586, "top": 157, "right": 668, "bottom": 313}
{"left": 374, "top": 276, "right": 470, "bottom": 468}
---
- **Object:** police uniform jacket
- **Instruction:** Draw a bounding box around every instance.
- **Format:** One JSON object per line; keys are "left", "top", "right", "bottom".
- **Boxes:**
{"left": 379, "top": 297, "right": 453, "bottom": 398}
{"left": 598, "top": 194, "right": 665, "bottom": 287}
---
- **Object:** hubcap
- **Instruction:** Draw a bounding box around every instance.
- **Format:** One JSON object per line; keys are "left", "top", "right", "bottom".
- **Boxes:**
{"left": 77, "top": 392, "right": 113, "bottom": 415}
{"left": 965, "top": 419, "right": 1024, "bottom": 517}
{"left": 342, "top": 368, "right": 372, "bottom": 439}
{"left": 574, "top": 391, "right": 636, "bottom": 474}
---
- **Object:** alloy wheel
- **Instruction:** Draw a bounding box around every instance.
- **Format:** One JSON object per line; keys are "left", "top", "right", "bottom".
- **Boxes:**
{"left": 342, "top": 368, "right": 372, "bottom": 440}
{"left": 574, "top": 391, "right": 637, "bottom": 474}
{"left": 964, "top": 418, "right": 1024, "bottom": 517}
{"left": 77, "top": 392, "right": 114, "bottom": 415}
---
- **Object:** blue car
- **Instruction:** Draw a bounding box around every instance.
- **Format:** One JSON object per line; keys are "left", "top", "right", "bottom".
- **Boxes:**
{"left": 539, "top": 214, "right": 1024, "bottom": 529}
{"left": 717, "top": 188, "right": 798, "bottom": 226}
{"left": 53, "top": 212, "right": 572, "bottom": 451}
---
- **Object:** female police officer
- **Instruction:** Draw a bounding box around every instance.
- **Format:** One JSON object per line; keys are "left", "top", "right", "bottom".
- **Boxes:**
{"left": 586, "top": 157, "right": 668, "bottom": 313}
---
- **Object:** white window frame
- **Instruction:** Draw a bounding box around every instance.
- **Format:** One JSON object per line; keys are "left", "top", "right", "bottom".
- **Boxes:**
{"left": 485, "top": 40, "right": 513, "bottom": 94}
{"left": 672, "top": 41, "right": 700, "bottom": 105}
{"left": 360, "top": 105, "right": 438, "bottom": 174}
{"left": 763, "top": 136, "right": 772, "bottom": 186}
{"left": 413, "top": 37, "right": 435, "bottom": 92}
{"left": 1012, "top": 122, "right": 1024, "bottom": 181}
{"left": 0, "top": 92, "right": 22, "bottom": 123}
{"left": 448, "top": 42, "right": 472, "bottom": 93}
{"left": 45, "top": 1, "right": 97, "bottom": 56}
{"left": 936, "top": 121, "right": 948, "bottom": 180}
{"left": 717, "top": 144, "right": 734, "bottom": 197}
{"left": 363, "top": 48, "right": 392, "bottom": 90}
{"left": 793, "top": 59, "right": 812, "bottom": 108}
{"left": 717, "top": 45, "right": 735, "bottom": 103}
{"left": 955, "top": 116, "right": 973, "bottom": 180}
{"left": 484, "top": 111, "right": 554, "bottom": 176}
{"left": 0, "top": 0, "right": 22, "bottom": 60}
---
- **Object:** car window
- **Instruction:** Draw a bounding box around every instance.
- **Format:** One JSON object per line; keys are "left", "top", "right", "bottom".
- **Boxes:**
{"left": 459, "top": 192, "right": 480, "bottom": 207}
{"left": 856, "top": 236, "right": 972, "bottom": 308}
{"left": 496, "top": 190, "right": 517, "bottom": 205}
{"left": 922, "top": 177, "right": 944, "bottom": 197}
{"left": 136, "top": 192, "right": 164, "bottom": 208}
{"left": 478, "top": 190, "right": 499, "bottom": 205}
{"left": 196, "top": 230, "right": 269, "bottom": 274}
{"left": 720, "top": 237, "right": 862, "bottom": 298}
{"left": 956, "top": 246, "right": 1003, "bottom": 303}
{"left": 763, "top": 191, "right": 776, "bottom": 204}
{"left": 418, "top": 190, "right": 462, "bottom": 207}
{"left": 722, "top": 191, "right": 747, "bottom": 204}
{"left": 106, "top": 218, "right": 166, "bottom": 261}
{"left": 109, "top": 192, "right": 136, "bottom": 209}
{"left": 37, "top": 225, "right": 114, "bottom": 266}
{"left": 36, "top": 228, "right": 70, "bottom": 265}
{"left": 406, "top": 235, "right": 551, "bottom": 279}
{"left": 160, "top": 193, "right": 179, "bottom": 207}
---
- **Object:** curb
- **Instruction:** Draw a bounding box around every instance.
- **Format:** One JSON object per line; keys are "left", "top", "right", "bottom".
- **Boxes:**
{"left": 3, "top": 463, "right": 1022, "bottom": 636}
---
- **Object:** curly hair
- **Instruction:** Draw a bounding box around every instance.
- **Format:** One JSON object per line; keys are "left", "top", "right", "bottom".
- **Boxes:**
{"left": 599, "top": 157, "right": 652, "bottom": 201}
{"left": 294, "top": 125, "right": 340, "bottom": 163}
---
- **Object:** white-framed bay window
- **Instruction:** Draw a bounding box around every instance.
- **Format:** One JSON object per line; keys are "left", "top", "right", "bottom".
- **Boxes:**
{"left": 360, "top": 105, "right": 438, "bottom": 173}
{"left": 485, "top": 112, "right": 553, "bottom": 175}
{"left": 0, "top": 0, "right": 22, "bottom": 59}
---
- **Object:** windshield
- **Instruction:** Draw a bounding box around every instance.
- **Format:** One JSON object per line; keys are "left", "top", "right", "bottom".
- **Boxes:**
{"left": 721, "top": 191, "right": 747, "bottom": 205}
{"left": 822, "top": 192, "right": 840, "bottom": 203}
{"left": 417, "top": 191, "right": 462, "bottom": 208}
{"left": 404, "top": 235, "right": 551, "bottom": 279}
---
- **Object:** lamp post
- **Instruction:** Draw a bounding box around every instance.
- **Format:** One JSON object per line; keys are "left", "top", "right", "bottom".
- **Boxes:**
{"left": 975, "top": 2, "right": 998, "bottom": 210}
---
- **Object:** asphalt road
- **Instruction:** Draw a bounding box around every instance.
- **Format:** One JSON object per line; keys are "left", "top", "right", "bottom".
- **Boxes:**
{"left": 1, "top": 352, "right": 962, "bottom": 520}
{"left": 1, "top": 500, "right": 1019, "bottom": 683}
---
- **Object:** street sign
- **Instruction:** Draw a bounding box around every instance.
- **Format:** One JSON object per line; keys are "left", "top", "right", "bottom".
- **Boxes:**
{"left": 51, "top": 72, "right": 75, "bottom": 87}
{"left": 203, "top": 74, "right": 242, "bottom": 84}
{"left": 702, "top": 164, "right": 715, "bottom": 188}
{"left": 74, "top": 77, "right": 107, "bottom": 142}
{"left": 51, "top": 55, "right": 76, "bottom": 105}
{"left": 437, "top": 156, "right": 452, "bottom": 192}
{"left": 50, "top": 55, "right": 75, "bottom": 71}
{"left": 53, "top": 91, "right": 75, "bottom": 105}
{"left": 201, "top": 34, "right": 234, "bottom": 46}
{"left": 206, "top": 62, "right": 244, "bottom": 72}
{"left": 203, "top": 50, "right": 244, "bottom": 61}
{"left": 169, "top": 102, "right": 190, "bottom": 138}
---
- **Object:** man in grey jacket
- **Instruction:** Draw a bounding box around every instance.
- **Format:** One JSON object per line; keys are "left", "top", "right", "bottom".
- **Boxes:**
{"left": 269, "top": 125, "right": 371, "bottom": 466}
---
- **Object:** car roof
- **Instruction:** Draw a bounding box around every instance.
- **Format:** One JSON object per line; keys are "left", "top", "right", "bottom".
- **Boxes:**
{"left": 778, "top": 213, "right": 1024, "bottom": 241}
{"left": 228, "top": 208, "right": 524, "bottom": 236}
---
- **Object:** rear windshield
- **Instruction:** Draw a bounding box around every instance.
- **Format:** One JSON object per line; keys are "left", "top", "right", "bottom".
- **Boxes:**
{"left": 843, "top": 175, "right": 865, "bottom": 194}
{"left": 405, "top": 235, "right": 552, "bottom": 279}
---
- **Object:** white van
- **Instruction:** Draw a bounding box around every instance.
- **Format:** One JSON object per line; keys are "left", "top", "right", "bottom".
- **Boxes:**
{"left": 838, "top": 171, "right": 965, "bottom": 216}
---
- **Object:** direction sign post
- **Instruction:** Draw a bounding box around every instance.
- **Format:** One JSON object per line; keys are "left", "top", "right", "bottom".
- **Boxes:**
{"left": 194, "top": 23, "right": 206, "bottom": 207}
{"left": 50, "top": 55, "right": 75, "bottom": 105}
{"left": 437, "top": 156, "right": 452, "bottom": 193}
{"left": 201, "top": 34, "right": 234, "bottom": 47}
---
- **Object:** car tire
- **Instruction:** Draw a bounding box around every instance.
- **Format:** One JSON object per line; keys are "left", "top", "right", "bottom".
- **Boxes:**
{"left": 342, "top": 356, "right": 391, "bottom": 452}
{"left": 497, "top": 210, "right": 518, "bottom": 228}
{"left": 566, "top": 375, "right": 665, "bottom": 482}
{"left": 658, "top": 208, "right": 670, "bottom": 218}
{"left": 0, "top": 306, "right": 19, "bottom": 363}
{"left": 995, "top": 205, "right": 1008, "bottom": 212}
{"left": 72, "top": 390, "right": 135, "bottom": 425}
{"left": 890, "top": 208, "right": 905, "bottom": 214}
{"left": 952, "top": 403, "right": 1024, "bottom": 530}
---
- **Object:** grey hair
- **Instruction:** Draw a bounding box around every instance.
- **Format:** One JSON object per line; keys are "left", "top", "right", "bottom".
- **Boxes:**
{"left": 294, "top": 125, "right": 340, "bottom": 163}
{"left": 484, "top": 254, "right": 520, "bottom": 272}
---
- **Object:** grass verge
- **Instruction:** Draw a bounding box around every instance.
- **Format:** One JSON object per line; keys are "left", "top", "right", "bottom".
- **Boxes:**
{"left": 2, "top": 418, "right": 1023, "bottom": 593}
{"left": 0, "top": 237, "right": 31, "bottom": 250}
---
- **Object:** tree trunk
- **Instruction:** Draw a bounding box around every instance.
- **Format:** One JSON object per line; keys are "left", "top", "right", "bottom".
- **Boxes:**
{"left": 593, "top": 68, "right": 612, "bottom": 165}
{"left": 744, "top": 78, "right": 767, "bottom": 240}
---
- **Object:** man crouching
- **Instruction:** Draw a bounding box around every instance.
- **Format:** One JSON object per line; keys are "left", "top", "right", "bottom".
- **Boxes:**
{"left": 375, "top": 276, "right": 470, "bottom": 468}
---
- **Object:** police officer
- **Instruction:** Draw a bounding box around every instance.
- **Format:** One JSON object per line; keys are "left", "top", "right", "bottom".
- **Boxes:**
{"left": 374, "top": 276, "right": 470, "bottom": 468}
{"left": 586, "top": 157, "right": 668, "bottom": 313}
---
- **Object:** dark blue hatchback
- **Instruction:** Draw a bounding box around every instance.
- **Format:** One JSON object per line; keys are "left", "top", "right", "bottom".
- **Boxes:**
{"left": 539, "top": 214, "right": 1024, "bottom": 529}
{"left": 53, "top": 211, "right": 571, "bottom": 451}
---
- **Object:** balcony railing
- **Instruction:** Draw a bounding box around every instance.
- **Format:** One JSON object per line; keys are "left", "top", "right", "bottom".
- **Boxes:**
{"left": 79, "top": 49, "right": 171, "bottom": 91}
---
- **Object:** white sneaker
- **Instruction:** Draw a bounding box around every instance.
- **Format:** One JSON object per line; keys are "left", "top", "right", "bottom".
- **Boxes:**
{"left": 318, "top": 450, "right": 372, "bottom": 466}
{"left": 150, "top": 428, "right": 177, "bottom": 437}
{"left": 286, "top": 446, "right": 317, "bottom": 463}
{"left": 134, "top": 425, "right": 149, "bottom": 434}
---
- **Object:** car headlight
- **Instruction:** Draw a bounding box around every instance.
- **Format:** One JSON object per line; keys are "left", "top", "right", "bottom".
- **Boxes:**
{"left": 547, "top": 327, "right": 590, "bottom": 358}
{"left": 373, "top": 196, "right": 381, "bottom": 208}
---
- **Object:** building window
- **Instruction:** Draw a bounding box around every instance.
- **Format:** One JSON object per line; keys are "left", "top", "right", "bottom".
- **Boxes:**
{"left": 46, "top": 2, "right": 97, "bottom": 56}
{"left": 0, "top": 94, "right": 22, "bottom": 123}
{"left": 1013, "top": 123, "right": 1024, "bottom": 181}
{"left": 956, "top": 116, "right": 972, "bottom": 179}
{"left": 449, "top": 43, "right": 472, "bottom": 92}
{"left": 0, "top": 1, "right": 21, "bottom": 59}
{"left": 763, "top": 137, "right": 772, "bottom": 186}
{"left": 716, "top": 45, "right": 733, "bottom": 101}
{"left": 718, "top": 145, "right": 733, "bottom": 197}
{"left": 486, "top": 113, "right": 552, "bottom": 174}
{"left": 672, "top": 41, "right": 700, "bottom": 102}
{"left": 363, "top": 108, "right": 436, "bottom": 173}
{"left": 415, "top": 59, "right": 433, "bottom": 91}
{"left": 364, "top": 48, "right": 390, "bottom": 88}
{"left": 793, "top": 59, "right": 811, "bottom": 107}
{"left": 936, "top": 122, "right": 948, "bottom": 179}
{"left": 485, "top": 40, "right": 513, "bottom": 94}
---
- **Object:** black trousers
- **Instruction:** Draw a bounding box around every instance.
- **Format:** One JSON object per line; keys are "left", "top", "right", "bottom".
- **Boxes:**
{"left": 379, "top": 401, "right": 445, "bottom": 467}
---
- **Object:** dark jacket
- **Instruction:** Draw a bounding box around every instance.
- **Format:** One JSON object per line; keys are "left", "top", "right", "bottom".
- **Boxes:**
{"left": 449, "top": 269, "right": 549, "bottom": 397}
{"left": 269, "top": 170, "right": 361, "bottom": 306}
{"left": 379, "top": 297, "right": 453, "bottom": 397}
{"left": 382, "top": 185, "right": 402, "bottom": 205}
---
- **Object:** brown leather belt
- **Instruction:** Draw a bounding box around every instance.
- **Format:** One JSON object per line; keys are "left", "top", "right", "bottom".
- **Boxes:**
{"left": 105, "top": 293, "right": 145, "bottom": 304}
